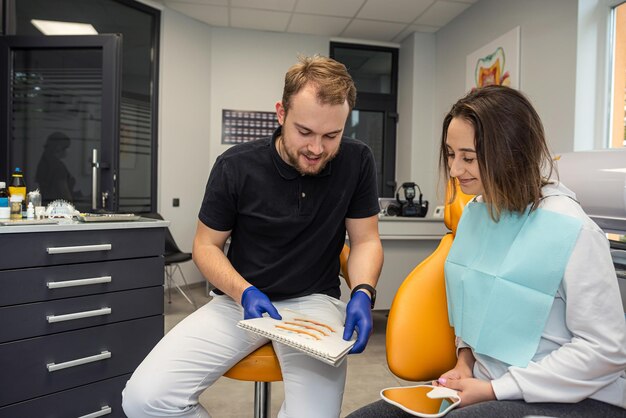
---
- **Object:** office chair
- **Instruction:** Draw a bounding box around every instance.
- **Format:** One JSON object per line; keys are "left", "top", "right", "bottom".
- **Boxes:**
{"left": 223, "top": 244, "right": 351, "bottom": 418}
{"left": 386, "top": 180, "right": 473, "bottom": 381}
{"left": 143, "top": 213, "right": 197, "bottom": 308}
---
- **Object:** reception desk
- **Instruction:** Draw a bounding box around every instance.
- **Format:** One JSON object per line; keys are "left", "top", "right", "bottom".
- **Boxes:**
{"left": 341, "top": 216, "right": 449, "bottom": 310}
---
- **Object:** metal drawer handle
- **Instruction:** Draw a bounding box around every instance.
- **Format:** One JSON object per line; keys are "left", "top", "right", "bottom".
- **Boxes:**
{"left": 47, "top": 350, "right": 111, "bottom": 372}
{"left": 47, "top": 276, "right": 112, "bottom": 289}
{"left": 78, "top": 406, "right": 112, "bottom": 418}
{"left": 47, "top": 244, "right": 112, "bottom": 254}
{"left": 47, "top": 307, "right": 112, "bottom": 323}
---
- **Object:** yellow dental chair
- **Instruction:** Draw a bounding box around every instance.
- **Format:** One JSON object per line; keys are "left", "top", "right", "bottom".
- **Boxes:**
{"left": 223, "top": 244, "right": 351, "bottom": 418}
{"left": 386, "top": 181, "right": 473, "bottom": 381}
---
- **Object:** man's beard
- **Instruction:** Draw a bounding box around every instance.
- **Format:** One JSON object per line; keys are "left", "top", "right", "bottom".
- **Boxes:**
{"left": 279, "top": 136, "right": 339, "bottom": 176}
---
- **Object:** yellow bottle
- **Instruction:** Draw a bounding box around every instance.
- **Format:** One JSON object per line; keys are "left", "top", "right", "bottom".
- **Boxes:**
{"left": 8, "top": 167, "right": 26, "bottom": 212}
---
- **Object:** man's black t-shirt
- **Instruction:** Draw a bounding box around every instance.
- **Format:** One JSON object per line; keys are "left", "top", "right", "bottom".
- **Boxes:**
{"left": 198, "top": 128, "right": 379, "bottom": 300}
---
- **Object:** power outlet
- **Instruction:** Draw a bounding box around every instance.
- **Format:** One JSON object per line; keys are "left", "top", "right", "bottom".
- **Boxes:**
{"left": 433, "top": 205, "right": 445, "bottom": 218}
{"left": 172, "top": 198, "right": 180, "bottom": 207}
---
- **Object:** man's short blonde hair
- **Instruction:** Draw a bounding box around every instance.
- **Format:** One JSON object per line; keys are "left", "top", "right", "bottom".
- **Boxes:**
{"left": 281, "top": 55, "right": 356, "bottom": 114}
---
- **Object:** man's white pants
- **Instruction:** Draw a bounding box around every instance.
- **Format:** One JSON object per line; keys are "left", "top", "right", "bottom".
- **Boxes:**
{"left": 122, "top": 293, "right": 348, "bottom": 418}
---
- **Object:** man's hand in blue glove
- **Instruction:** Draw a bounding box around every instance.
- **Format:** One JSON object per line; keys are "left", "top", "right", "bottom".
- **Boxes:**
{"left": 240, "top": 286, "right": 282, "bottom": 320}
{"left": 342, "top": 290, "right": 373, "bottom": 354}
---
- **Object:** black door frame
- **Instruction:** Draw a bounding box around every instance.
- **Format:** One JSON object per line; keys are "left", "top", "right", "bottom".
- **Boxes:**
{"left": 0, "top": 34, "right": 121, "bottom": 211}
{"left": 330, "top": 42, "right": 399, "bottom": 197}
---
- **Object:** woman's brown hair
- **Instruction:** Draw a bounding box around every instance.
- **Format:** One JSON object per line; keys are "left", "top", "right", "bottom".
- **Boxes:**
{"left": 439, "top": 85, "right": 555, "bottom": 221}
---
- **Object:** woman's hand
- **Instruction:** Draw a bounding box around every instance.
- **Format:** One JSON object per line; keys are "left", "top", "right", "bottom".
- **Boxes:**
{"left": 432, "top": 363, "right": 473, "bottom": 386}
{"left": 432, "top": 347, "right": 474, "bottom": 386}
{"left": 432, "top": 348, "right": 491, "bottom": 407}
{"left": 439, "top": 378, "right": 496, "bottom": 407}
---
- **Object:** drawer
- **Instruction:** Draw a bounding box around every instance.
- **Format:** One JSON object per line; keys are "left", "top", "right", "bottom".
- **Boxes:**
{"left": 0, "top": 373, "right": 130, "bottom": 418}
{"left": 0, "top": 257, "right": 164, "bottom": 307}
{"left": 0, "top": 286, "right": 164, "bottom": 343}
{"left": 0, "top": 316, "right": 162, "bottom": 407}
{"left": 0, "top": 228, "right": 164, "bottom": 270}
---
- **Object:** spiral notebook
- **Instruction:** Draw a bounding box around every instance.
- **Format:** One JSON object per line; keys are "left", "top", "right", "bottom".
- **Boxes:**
{"left": 237, "top": 309, "right": 355, "bottom": 367}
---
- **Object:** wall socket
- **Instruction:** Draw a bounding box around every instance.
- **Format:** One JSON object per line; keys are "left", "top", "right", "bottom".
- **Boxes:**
{"left": 433, "top": 205, "right": 445, "bottom": 218}
{"left": 173, "top": 198, "right": 180, "bottom": 207}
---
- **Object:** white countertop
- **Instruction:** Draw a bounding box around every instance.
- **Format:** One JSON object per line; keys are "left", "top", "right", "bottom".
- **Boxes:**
{"left": 378, "top": 214, "right": 444, "bottom": 222}
{"left": 378, "top": 215, "right": 448, "bottom": 240}
{"left": 0, "top": 218, "right": 169, "bottom": 234}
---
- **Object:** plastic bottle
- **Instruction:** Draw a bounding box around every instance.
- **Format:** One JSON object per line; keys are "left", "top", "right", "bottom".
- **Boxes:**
{"left": 26, "top": 202, "right": 35, "bottom": 219}
{"left": 10, "top": 195, "right": 22, "bottom": 220}
{"left": 9, "top": 167, "right": 26, "bottom": 213}
{"left": 0, "top": 182, "right": 9, "bottom": 219}
{"left": 0, "top": 181, "right": 8, "bottom": 207}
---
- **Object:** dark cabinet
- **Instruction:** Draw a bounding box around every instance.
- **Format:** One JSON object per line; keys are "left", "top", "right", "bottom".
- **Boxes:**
{"left": 0, "top": 221, "right": 166, "bottom": 417}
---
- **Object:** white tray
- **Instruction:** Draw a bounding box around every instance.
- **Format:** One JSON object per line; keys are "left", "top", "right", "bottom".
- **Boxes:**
{"left": 78, "top": 213, "right": 141, "bottom": 222}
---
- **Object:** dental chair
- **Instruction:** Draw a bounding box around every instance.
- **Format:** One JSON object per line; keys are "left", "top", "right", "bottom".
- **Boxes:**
{"left": 222, "top": 244, "right": 352, "bottom": 418}
{"left": 386, "top": 181, "right": 473, "bottom": 381}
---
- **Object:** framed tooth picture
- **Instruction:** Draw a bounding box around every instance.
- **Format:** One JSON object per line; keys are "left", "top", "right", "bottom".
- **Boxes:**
{"left": 466, "top": 26, "right": 520, "bottom": 91}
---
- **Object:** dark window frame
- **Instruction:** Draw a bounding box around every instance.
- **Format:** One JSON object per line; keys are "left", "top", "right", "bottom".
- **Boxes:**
{"left": 330, "top": 42, "right": 399, "bottom": 197}
{"left": 2, "top": 0, "right": 161, "bottom": 212}
{"left": 0, "top": 34, "right": 122, "bottom": 211}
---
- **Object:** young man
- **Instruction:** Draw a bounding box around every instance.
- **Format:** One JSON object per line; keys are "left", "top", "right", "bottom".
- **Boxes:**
{"left": 122, "top": 55, "right": 384, "bottom": 418}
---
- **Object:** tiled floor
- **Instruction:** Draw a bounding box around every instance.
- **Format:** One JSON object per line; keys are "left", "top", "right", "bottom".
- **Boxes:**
{"left": 163, "top": 284, "right": 415, "bottom": 418}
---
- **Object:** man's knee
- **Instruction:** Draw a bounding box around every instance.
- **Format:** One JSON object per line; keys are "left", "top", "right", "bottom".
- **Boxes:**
{"left": 122, "top": 373, "right": 171, "bottom": 417}
{"left": 122, "top": 375, "right": 149, "bottom": 417}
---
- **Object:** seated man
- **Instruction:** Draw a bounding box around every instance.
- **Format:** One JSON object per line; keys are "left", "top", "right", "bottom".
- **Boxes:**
{"left": 122, "top": 55, "right": 384, "bottom": 418}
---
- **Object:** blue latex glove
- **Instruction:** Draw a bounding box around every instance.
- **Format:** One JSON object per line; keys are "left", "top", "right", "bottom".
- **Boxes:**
{"left": 240, "top": 286, "right": 282, "bottom": 320}
{"left": 342, "top": 290, "right": 373, "bottom": 354}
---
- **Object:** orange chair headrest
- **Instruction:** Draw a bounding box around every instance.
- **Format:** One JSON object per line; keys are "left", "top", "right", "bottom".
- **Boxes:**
{"left": 443, "top": 179, "right": 474, "bottom": 235}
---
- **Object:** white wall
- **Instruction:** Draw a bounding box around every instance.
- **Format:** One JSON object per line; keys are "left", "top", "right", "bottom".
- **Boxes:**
{"left": 158, "top": 0, "right": 615, "bottom": 284}
{"left": 158, "top": 8, "right": 211, "bottom": 283}
{"left": 209, "top": 28, "right": 329, "bottom": 162}
{"left": 398, "top": 0, "right": 579, "bottom": 205}
{"left": 395, "top": 34, "right": 415, "bottom": 188}
{"left": 160, "top": 22, "right": 332, "bottom": 284}
{"left": 435, "top": 0, "right": 579, "bottom": 153}
{"left": 396, "top": 32, "right": 439, "bottom": 204}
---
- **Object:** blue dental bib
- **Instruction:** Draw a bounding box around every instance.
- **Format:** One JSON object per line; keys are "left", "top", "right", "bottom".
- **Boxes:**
{"left": 445, "top": 201, "right": 582, "bottom": 367}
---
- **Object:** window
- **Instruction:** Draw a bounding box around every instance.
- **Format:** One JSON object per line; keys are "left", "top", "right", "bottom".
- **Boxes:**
{"left": 6, "top": 0, "right": 160, "bottom": 212}
{"left": 331, "top": 43, "right": 399, "bottom": 197}
{"left": 611, "top": 2, "right": 626, "bottom": 148}
{"left": 0, "top": 35, "right": 121, "bottom": 211}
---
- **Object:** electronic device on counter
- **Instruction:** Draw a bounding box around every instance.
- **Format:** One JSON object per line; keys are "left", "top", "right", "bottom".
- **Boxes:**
{"left": 386, "top": 182, "right": 429, "bottom": 217}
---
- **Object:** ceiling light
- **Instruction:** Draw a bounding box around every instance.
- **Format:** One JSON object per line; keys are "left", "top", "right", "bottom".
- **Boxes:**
{"left": 31, "top": 19, "right": 98, "bottom": 35}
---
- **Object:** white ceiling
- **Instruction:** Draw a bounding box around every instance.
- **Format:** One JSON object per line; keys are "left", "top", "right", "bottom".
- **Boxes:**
{"left": 159, "top": 0, "right": 477, "bottom": 44}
